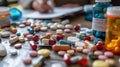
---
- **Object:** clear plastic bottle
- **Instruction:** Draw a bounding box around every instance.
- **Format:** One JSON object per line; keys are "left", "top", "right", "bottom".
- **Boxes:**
{"left": 92, "top": 0, "right": 112, "bottom": 40}
{"left": 105, "top": 6, "right": 120, "bottom": 55}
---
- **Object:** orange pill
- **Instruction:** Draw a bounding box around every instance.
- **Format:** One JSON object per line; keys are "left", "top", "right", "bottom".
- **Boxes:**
{"left": 10, "top": 26, "right": 17, "bottom": 34}
{"left": 52, "top": 45, "right": 71, "bottom": 51}
{"left": 114, "top": 47, "right": 120, "bottom": 54}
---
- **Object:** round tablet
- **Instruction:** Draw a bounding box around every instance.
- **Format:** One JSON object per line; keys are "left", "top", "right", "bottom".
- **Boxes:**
{"left": 38, "top": 49, "right": 50, "bottom": 58}
{"left": 94, "top": 51, "right": 103, "bottom": 56}
{"left": 67, "top": 36, "right": 80, "bottom": 43}
{"left": 82, "top": 49, "right": 90, "bottom": 54}
{"left": 50, "top": 25, "right": 57, "bottom": 30}
{"left": 64, "top": 29, "right": 71, "bottom": 33}
{"left": 58, "top": 51, "right": 66, "bottom": 56}
{"left": 57, "top": 24, "right": 64, "bottom": 29}
{"left": 98, "top": 55, "right": 107, "bottom": 60}
{"left": 65, "top": 24, "right": 73, "bottom": 29}
{"left": 40, "top": 27, "right": 48, "bottom": 31}
{"left": 23, "top": 58, "right": 32, "bottom": 65}
{"left": 14, "top": 43, "right": 22, "bottom": 49}
{"left": 93, "top": 60, "right": 109, "bottom": 67}
{"left": 19, "top": 24, "right": 25, "bottom": 28}
{"left": 29, "top": 50, "right": 38, "bottom": 57}
{"left": 10, "top": 49, "right": 17, "bottom": 56}
{"left": 104, "top": 51, "right": 113, "bottom": 57}
{"left": 1, "top": 31, "right": 10, "bottom": 38}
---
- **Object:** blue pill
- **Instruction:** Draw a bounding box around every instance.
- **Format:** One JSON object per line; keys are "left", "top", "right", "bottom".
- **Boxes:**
{"left": 27, "top": 28, "right": 34, "bottom": 34}
{"left": 44, "top": 20, "right": 53, "bottom": 24}
{"left": 10, "top": 8, "right": 22, "bottom": 21}
{"left": 59, "top": 40, "right": 72, "bottom": 46}
{"left": 95, "top": 31, "right": 103, "bottom": 38}
{"left": 16, "top": 32, "right": 21, "bottom": 36}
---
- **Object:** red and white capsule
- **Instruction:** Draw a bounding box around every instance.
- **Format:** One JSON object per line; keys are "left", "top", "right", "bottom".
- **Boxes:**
{"left": 29, "top": 41, "right": 37, "bottom": 50}
{"left": 42, "top": 39, "right": 56, "bottom": 45}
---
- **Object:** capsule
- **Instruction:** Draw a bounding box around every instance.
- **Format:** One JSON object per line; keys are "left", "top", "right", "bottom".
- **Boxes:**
{"left": 51, "top": 35, "right": 64, "bottom": 41}
{"left": 52, "top": 45, "right": 71, "bottom": 51}
{"left": 64, "top": 54, "right": 71, "bottom": 65}
{"left": 29, "top": 41, "right": 37, "bottom": 50}
{"left": 70, "top": 56, "right": 82, "bottom": 64}
{"left": 33, "top": 56, "right": 44, "bottom": 67}
{"left": 59, "top": 40, "right": 72, "bottom": 46}
{"left": 9, "top": 36, "right": 19, "bottom": 45}
{"left": 32, "top": 35, "right": 39, "bottom": 42}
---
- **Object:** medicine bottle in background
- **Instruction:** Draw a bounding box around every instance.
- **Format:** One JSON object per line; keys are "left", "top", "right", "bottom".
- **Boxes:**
{"left": 0, "top": 7, "right": 10, "bottom": 28}
{"left": 84, "top": 5, "right": 93, "bottom": 21}
{"left": 92, "top": 0, "right": 112, "bottom": 40}
{"left": 105, "top": 6, "right": 120, "bottom": 55}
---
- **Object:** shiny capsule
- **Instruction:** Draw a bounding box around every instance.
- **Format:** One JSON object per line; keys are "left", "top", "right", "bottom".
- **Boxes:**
{"left": 29, "top": 41, "right": 37, "bottom": 50}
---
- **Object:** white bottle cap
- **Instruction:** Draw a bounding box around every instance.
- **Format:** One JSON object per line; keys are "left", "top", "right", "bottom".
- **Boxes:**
{"left": 95, "top": 0, "right": 111, "bottom": 2}
{"left": 107, "top": 6, "right": 120, "bottom": 17}
{"left": 0, "top": 7, "right": 9, "bottom": 15}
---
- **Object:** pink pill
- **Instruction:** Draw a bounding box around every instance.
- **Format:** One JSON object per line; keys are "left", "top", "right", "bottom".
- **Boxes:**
{"left": 58, "top": 51, "right": 66, "bottom": 56}
{"left": 26, "top": 34, "right": 33, "bottom": 40}
{"left": 104, "top": 51, "right": 113, "bottom": 57}
{"left": 23, "top": 33, "right": 29, "bottom": 37}
{"left": 94, "top": 51, "right": 103, "bottom": 56}
{"left": 29, "top": 50, "right": 38, "bottom": 57}
{"left": 82, "top": 49, "right": 90, "bottom": 54}
{"left": 14, "top": 43, "right": 22, "bottom": 49}
{"left": 23, "top": 58, "right": 32, "bottom": 65}
{"left": 64, "top": 29, "right": 71, "bottom": 33}
{"left": 98, "top": 55, "right": 107, "bottom": 60}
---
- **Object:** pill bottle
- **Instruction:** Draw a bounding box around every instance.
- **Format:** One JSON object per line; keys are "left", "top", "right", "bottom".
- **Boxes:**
{"left": 105, "top": 6, "right": 120, "bottom": 55}
{"left": 92, "top": 0, "right": 112, "bottom": 40}
{"left": 0, "top": 7, "right": 10, "bottom": 28}
{"left": 84, "top": 5, "right": 93, "bottom": 21}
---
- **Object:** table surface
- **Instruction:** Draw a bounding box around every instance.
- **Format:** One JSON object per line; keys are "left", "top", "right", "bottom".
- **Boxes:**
{"left": 0, "top": 15, "right": 120, "bottom": 67}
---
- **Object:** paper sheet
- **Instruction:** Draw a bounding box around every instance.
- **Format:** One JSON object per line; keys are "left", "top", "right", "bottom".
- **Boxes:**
{"left": 23, "top": 7, "right": 83, "bottom": 19}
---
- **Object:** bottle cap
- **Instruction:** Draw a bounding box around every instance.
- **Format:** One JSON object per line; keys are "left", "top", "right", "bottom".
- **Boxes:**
{"left": 95, "top": 0, "right": 111, "bottom": 2}
{"left": 107, "top": 6, "right": 120, "bottom": 17}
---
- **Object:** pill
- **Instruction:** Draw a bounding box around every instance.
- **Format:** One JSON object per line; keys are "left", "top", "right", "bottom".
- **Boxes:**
{"left": 70, "top": 56, "right": 82, "bottom": 63}
{"left": 50, "top": 25, "right": 57, "bottom": 30}
{"left": 67, "top": 50, "right": 75, "bottom": 56}
{"left": 1, "top": 31, "right": 10, "bottom": 38}
{"left": 58, "top": 51, "right": 66, "bottom": 56}
{"left": 29, "top": 50, "right": 38, "bottom": 57}
{"left": 57, "top": 24, "right": 64, "bottom": 29}
{"left": 104, "top": 51, "right": 113, "bottom": 57}
{"left": 23, "top": 58, "right": 32, "bottom": 65}
{"left": 33, "top": 56, "right": 44, "bottom": 67}
{"left": 96, "top": 41, "right": 103, "bottom": 50}
{"left": 59, "top": 40, "right": 72, "bottom": 46}
{"left": 10, "top": 49, "right": 17, "bottom": 56}
{"left": 9, "top": 36, "right": 19, "bottom": 45}
{"left": 64, "top": 29, "right": 71, "bottom": 33}
{"left": 93, "top": 60, "right": 109, "bottom": 67}
{"left": 64, "top": 54, "right": 71, "bottom": 65}
{"left": 25, "top": 22, "right": 31, "bottom": 26}
{"left": 38, "top": 49, "right": 50, "bottom": 58}
{"left": 98, "top": 55, "right": 107, "bottom": 60}
{"left": 75, "top": 42, "right": 85, "bottom": 47}
{"left": 83, "top": 36, "right": 91, "bottom": 41}
{"left": 42, "top": 39, "right": 49, "bottom": 45}
{"left": 65, "top": 24, "right": 73, "bottom": 29}
{"left": 31, "top": 23, "right": 36, "bottom": 28}
{"left": 34, "top": 26, "right": 40, "bottom": 32}
{"left": 40, "top": 27, "right": 48, "bottom": 32}
{"left": 0, "top": 45, "right": 7, "bottom": 56}
{"left": 56, "top": 29, "right": 63, "bottom": 35}
{"left": 74, "top": 24, "right": 81, "bottom": 31}
{"left": 82, "top": 49, "right": 90, "bottom": 54}
{"left": 61, "top": 19, "right": 70, "bottom": 25}
{"left": 19, "top": 36, "right": 25, "bottom": 43}
{"left": 67, "top": 36, "right": 80, "bottom": 43}
{"left": 23, "top": 32, "right": 29, "bottom": 37}
{"left": 105, "top": 59, "right": 115, "bottom": 66}
{"left": 29, "top": 41, "right": 37, "bottom": 50}
{"left": 10, "top": 26, "right": 17, "bottom": 34}
{"left": 16, "top": 32, "right": 21, "bottom": 36}
{"left": 19, "top": 24, "right": 25, "bottom": 28}
{"left": 76, "top": 46, "right": 83, "bottom": 52}
{"left": 49, "top": 40, "right": 56, "bottom": 45}
{"left": 51, "top": 35, "right": 64, "bottom": 41}
{"left": 14, "top": 43, "right": 22, "bottom": 49}
{"left": 78, "top": 58, "right": 88, "bottom": 66}
{"left": 94, "top": 51, "right": 103, "bottom": 56}
{"left": 52, "top": 45, "right": 71, "bottom": 51}
{"left": 27, "top": 28, "right": 35, "bottom": 34}
{"left": 32, "top": 35, "right": 39, "bottom": 42}
{"left": 26, "top": 34, "right": 33, "bottom": 40}
{"left": 47, "top": 23, "right": 53, "bottom": 28}
{"left": 40, "top": 23, "right": 47, "bottom": 27}
{"left": 10, "top": 34, "right": 17, "bottom": 38}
